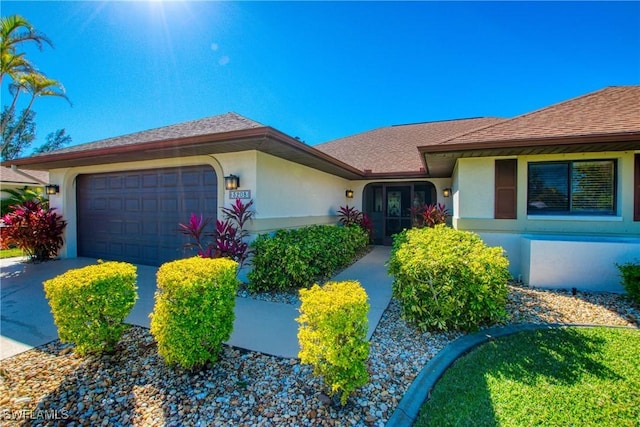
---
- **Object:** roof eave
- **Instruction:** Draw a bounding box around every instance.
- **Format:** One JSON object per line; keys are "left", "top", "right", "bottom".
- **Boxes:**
{"left": 419, "top": 133, "right": 640, "bottom": 177}
{"left": 0, "top": 127, "right": 366, "bottom": 180}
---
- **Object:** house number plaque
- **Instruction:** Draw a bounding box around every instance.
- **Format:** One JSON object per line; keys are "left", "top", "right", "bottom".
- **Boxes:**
{"left": 229, "top": 190, "right": 251, "bottom": 199}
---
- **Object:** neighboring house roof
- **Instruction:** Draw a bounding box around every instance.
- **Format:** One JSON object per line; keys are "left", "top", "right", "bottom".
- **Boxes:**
{"left": 315, "top": 117, "right": 505, "bottom": 176}
{"left": 420, "top": 85, "right": 640, "bottom": 177}
{"left": 0, "top": 167, "right": 48, "bottom": 186}
{"left": 1, "top": 112, "right": 364, "bottom": 180}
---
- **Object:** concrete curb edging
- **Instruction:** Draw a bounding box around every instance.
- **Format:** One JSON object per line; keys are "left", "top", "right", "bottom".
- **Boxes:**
{"left": 386, "top": 323, "right": 639, "bottom": 427}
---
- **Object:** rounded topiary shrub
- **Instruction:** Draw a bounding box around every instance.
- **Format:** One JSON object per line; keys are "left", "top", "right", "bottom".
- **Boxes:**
{"left": 43, "top": 261, "right": 138, "bottom": 355}
{"left": 388, "top": 225, "right": 510, "bottom": 332}
{"left": 297, "top": 280, "right": 370, "bottom": 405}
{"left": 150, "top": 257, "right": 238, "bottom": 369}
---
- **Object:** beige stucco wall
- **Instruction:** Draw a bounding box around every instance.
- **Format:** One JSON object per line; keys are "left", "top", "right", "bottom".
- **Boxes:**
{"left": 250, "top": 151, "right": 350, "bottom": 232}
{"left": 453, "top": 151, "right": 639, "bottom": 236}
{"left": 452, "top": 150, "right": 640, "bottom": 292}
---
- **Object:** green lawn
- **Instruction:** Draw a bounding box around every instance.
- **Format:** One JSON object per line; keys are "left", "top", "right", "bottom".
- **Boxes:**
{"left": 0, "top": 247, "right": 23, "bottom": 259}
{"left": 417, "top": 327, "right": 640, "bottom": 427}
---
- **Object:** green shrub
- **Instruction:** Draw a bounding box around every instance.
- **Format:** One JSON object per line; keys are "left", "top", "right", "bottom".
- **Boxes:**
{"left": 150, "top": 257, "right": 238, "bottom": 369}
{"left": 297, "top": 280, "right": 370, "bottom": 405}
{"left": 616, "top": 261, "right": 640, "bottom": 304}
{"left": 388, "top": 225, "right": 510, "bottom": 332}
{"left": 43, "top": 261, "right": 137, "bottom": 355}
{"left": 248, "top": 225, "right": 368, "bottom": 292}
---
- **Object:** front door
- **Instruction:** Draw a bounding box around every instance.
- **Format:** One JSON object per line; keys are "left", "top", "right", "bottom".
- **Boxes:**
{"left": 384, "top": 186, "right": 412, "bottom": 245}
{"left": 363, "top": 182, "right": 437, "bottom": 245}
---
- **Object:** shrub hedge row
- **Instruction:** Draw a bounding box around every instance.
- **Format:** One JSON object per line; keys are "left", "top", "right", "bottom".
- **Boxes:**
{"left": 248, "top": 225, "right": 368, "bottom": 292}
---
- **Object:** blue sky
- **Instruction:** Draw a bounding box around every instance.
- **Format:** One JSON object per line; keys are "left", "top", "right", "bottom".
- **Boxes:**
{"left": 2, "top": 1, "right": 639, "bottom": 151}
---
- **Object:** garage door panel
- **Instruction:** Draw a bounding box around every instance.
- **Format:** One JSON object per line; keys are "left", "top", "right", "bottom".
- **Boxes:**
{"left": 160, "top": 197, "right": 179, "bottom": 212}
{"left": 182, "top": 171, "right": 201, "bottom": 186}
{"left": 77, "top": 165, "right": 217, "bottom": 266}
{"left": 125, "top": 175, "right": 139, "bottom": 188}
{"left": 124, "top": 198, "right": 139, "bottom": 212}
{"left": 161, "top": 172, "right": 178, "bottom": 187}
{"left": 109, "top": 176, "right": 122, "bottom": 189}
{"left": 142, "top": 174, "right": 157, "bottom": 188}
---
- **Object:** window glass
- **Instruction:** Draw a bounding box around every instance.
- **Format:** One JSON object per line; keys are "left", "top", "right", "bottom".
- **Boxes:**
{"left": 527, "top": 160, "right": 616, "bottom": 215}
{"left": 527, "top": 163, "right": 569, "bottom": 212}
{"left": 571, "top": 161, "right": 615, "bottom": 213}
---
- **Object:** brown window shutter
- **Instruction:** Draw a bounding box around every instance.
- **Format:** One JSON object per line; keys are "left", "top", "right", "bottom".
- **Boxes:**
{"left": 495, "top": 159, "right": 517, "bottom": 219}
{"left": 635, "top": 154, "right": 640, "bottom": 221}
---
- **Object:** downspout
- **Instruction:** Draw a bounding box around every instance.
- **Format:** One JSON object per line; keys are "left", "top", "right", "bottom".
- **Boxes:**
{"left": 10, "top": 165, "right": 48, "bottom": 185}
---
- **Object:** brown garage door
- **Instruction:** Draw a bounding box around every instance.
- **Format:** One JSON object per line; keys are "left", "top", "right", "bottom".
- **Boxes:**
{"left": 77, "top": 165, "right": 217, "bottom": 266}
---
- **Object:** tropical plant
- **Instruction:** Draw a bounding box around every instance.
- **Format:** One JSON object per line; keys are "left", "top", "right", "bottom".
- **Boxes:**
{"left": 1, "top": 14, "right": 71, "bottom": 158}
{"left": 1, "top": 199, "right": 66, "bottom": 261}
{"left": 2, "top": 71, "right": 71, "bottom": 155}
{"left": 0, "top": 14, "right": 52, "bottom": 85}
{"left": 337, "top": 205, "right": 373, "bottom": 241}
{"left": 1, "top": 185, "right": 46, "bottom": 215}
{"left": 178, "top": 198, "right": 255, "bottom": 266}
{"left": 409, "top": 203, "right": 451, "bottom": 228}
{"left": 422, "top": 203, "right": 450, "bottom": 227}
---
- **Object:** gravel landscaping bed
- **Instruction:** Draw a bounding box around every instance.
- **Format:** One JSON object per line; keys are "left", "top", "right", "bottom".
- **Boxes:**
{"left": 1, "top": 285, "right": 637, "bottom": 427}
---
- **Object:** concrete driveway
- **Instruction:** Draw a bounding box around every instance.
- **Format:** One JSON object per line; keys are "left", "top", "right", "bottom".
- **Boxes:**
{"left": 0, "top": 257, "right": 158, "bottom": 360}
{"left": 1, "top": 246, "right": 393, "bottom": 360}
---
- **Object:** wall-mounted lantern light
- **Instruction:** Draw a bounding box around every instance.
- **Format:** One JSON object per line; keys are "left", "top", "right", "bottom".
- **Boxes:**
{"left": 45, "top": 184, "right": 60, "bottom": 195}
{"left": 345, "top": 189, "right": 354, "bottom": 198}
{"left": 443, "top": 188, "right": 451, "bottom": 198}
{"left": 224, "top": 175, "right": 240, "bottom": 191}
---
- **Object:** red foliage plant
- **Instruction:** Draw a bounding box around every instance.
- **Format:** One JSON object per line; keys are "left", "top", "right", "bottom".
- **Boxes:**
{"left": 338, "top": 205, "right": 373, "bottom": 241}
{"left": 178, "top": 199, "right": 255, "bottom": 266}
{"left": 1, "top": 200, "right": 67, "bottom": 261}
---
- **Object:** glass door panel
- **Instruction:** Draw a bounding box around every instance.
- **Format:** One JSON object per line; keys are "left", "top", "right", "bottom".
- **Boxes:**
{"left": 385, "top": 185, "right": 411, "bottom": 243}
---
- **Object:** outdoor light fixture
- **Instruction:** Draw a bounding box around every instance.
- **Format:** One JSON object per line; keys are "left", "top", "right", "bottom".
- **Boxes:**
{"left": 443, "top": 188, "right": 451, "bottom": 198}
{"left": 45, "top": 184, "right": 60, "bottom": 195}
{"left": 345, "top": 189, "right": 354, "bottom": 198}
{"left": 224, "top": 175, "right": 240, "bottom": 190}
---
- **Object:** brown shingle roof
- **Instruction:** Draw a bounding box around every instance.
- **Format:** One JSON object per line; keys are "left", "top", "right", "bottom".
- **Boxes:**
{"left": 437, "top": 86, "right": 640, "bottom": 147}
{"left": 39, "top": 112, "right": 265, "bottom": 156}
{"left": 315, "top": 117, "right": 505, "bottom": 174}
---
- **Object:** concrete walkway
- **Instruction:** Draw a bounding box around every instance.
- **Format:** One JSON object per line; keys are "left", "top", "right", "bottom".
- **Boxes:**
{"left": 0, "top": 246, "right": 392, "bottom": 360}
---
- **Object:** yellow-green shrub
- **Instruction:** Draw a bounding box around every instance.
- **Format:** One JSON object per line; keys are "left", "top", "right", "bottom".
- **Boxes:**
{"left": 388, "top": 225, "right": 510, "bottom": 332}
{"left": 297, "top": 280, "right": 370, "bottom": 405}
{"left": 43, "top": 261, "right": 137, "bottom": 355}
{"left": 150, "top": 257, "right": 238, "bottom": 369}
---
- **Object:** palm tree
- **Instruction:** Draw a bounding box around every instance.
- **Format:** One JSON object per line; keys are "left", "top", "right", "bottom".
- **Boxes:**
{"left": 0, "top": 14, "right": 52, "bottom": 85}
{"left": 1, "top": 71, "right": 71, "bottom": 154}
{"left": 0, "top": 15, "right": 70, "bottom": 156}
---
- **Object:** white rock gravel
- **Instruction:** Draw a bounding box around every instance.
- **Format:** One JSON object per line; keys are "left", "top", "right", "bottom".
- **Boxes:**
{"left": 0, "top": 285, "right": 637, "bottom": 426}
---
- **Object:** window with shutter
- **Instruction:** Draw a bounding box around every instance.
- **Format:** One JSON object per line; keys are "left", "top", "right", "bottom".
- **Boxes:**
{"left": 527, "top": 159, "right": 616, "bottom": 215}
{"left": 495, "top": 159, "right": 517, "bottom": 219}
